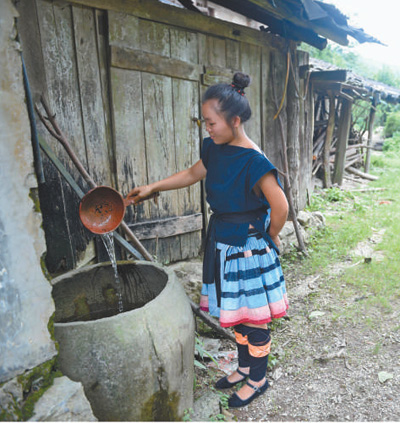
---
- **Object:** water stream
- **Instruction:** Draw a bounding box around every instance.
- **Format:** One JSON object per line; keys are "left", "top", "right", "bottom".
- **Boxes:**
{"left": 101, "top": 232, "right": 124, "bottom": 313}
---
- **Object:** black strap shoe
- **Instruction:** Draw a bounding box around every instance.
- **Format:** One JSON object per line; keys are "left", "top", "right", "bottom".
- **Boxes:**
{"left": 228, "top": 379, "right": 269, "bottom": 408}
{"left": 215, "top": 368, "right": 249, "bottom": 389}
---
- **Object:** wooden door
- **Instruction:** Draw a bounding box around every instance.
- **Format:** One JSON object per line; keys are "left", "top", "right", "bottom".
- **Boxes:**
{"left": 108, "top": 12, "right": 203, "bottom": 263}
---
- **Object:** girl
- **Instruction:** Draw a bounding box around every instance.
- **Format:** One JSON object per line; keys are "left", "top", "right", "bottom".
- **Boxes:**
{"left": 126, "top": 72, "right": 289, "bottom": 408}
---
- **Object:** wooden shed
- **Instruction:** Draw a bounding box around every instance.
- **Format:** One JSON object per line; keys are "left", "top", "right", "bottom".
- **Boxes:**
{"left": 309, "top": 58, "right": 400, "bottom": 187}
{"left": 16, "top": 0, "right": 380, "bottom": 272}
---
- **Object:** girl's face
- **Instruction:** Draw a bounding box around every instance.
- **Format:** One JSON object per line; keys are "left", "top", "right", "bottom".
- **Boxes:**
{"left": 202, "top": 99, "right": 235, "bottom": 145}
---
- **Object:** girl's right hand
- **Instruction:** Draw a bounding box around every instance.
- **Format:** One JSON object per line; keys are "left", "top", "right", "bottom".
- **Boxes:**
{"left": 125, "top": 185, "right": 154, "bottom": 206}
{"left": 270, "top": 234, "right": 281, "bottom": 247}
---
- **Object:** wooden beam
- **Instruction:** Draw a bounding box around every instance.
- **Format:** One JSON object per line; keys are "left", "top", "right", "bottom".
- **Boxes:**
{"left": 201, "top": 65, "right": 235, "bottom": 86}
{"left": 312, "top": 81, "right": 343, "bottom": 94}
{"left": 66, "top": 0, "right": 286, "bottom": 50}
{"left": 110, "top": 46, "right": 202, "bottom": 81}
{"left": 341, "top": 84, "right": 368, "bottom": 94}
{"left": 129, "top": 213, "right": 203, "bottom": 240}
{"left": 209, "top": 0, "right": 330, "bottom": 48}
{"left": 339, "top": 90, "right": 353, "bottom": 102}
{"left": 310, "top": 69, "right": 347, "bottom": 82}
{"left": 333, "top": 98, "right": 352, "bottom": 185}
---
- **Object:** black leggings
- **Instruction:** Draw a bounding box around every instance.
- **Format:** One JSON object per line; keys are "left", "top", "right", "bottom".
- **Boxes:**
{"left": 234, "top": 324, "right": 271, "bottom": 382}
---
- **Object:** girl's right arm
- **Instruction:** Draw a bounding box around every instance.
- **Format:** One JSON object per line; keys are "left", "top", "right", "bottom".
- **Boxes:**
{"left": 125, "top": 159, "right": 207, "bottom": 205}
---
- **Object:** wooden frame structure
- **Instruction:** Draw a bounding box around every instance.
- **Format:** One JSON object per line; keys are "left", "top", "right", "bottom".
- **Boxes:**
{"left": 309, "top": 58, "right": 400, "bottom": 188}
{"left": 17, "top": 0, "right": 315, "bottom": 272}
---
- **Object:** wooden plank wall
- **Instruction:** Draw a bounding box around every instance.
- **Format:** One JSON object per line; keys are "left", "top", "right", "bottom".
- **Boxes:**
{"left": 17, "top": 0, "right": 313, "bottom": 270}
{"left": 108, "top": 11, "right": 202, "bottom": 262}
{"left": 17, "top": 0, "right": 115, "bottom": 272}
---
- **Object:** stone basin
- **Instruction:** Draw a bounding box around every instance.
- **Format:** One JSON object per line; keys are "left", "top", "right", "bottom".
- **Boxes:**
{"left": 51, "top": 261, "right": 195, "bottom": 421}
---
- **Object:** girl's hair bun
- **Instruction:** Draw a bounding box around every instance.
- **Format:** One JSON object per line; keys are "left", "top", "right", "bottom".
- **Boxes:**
{"left": 232, "top": 72, "right": 251, "bottom": 89}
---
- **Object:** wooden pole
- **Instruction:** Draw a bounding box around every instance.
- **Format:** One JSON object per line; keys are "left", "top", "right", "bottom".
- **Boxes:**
{"left": 346, "top": 166, "right": 378, "bottom": 181}
{"left": 333, "top": 98, "right": 352, "bottom": 185}
{"left": 323, "top": 92, "right": 335, "bottom": 188}
{"left": 271, "top": 54, "right": 308, "bottom": 256}
{"left": 364, "top": 92, "right": 379, "bottom": 173}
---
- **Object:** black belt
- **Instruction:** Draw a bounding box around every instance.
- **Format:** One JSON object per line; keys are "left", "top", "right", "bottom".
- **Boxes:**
{"left": 203, "top": 208, "right": 279, "bottom": 287}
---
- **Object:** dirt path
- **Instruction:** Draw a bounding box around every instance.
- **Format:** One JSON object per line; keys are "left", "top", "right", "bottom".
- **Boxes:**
{"left": 174, "top": 173, "right": 400, "bottom": 421}
{"left": 224, "top": 253, "right": 400, "bottom": 421}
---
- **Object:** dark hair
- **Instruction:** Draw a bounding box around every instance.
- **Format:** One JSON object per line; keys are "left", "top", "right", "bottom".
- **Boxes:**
{"left": 202, "top": 72, "right": 252, "bottom": 124}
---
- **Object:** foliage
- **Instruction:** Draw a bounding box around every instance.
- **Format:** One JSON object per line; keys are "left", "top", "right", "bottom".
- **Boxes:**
{"left": 351, "top": 99, "right": 370, "bottom": 133}
{"left": 194, "top": 334, "right": 218, "bottom": 370}
{"left": 295, "top": 150, "right": 400, "bottom": 313}
{"left": 382, "top": 132, "right": 400, "bottom": 152}
{"left": 183, "top": 408, "right": 194, "bottom": 421}
{"left": 374, "top": 65, "right": 400, "bottom": 89}
{"left": 300, "top": 42, "right": 400, "bottom": 89}
{"left": 299, "top": 41, "right": 400, "bottom": 129}
{"left": 214, "top": 389, "right": 230, "bottom": 410}
{"left": 210, "top": 414, "right": 227, "bottom": 421}
{"left": 306, "top": 187, "right": 354, "bottom": 214}
{"left": 384, "top": 111, "right": 400, "bottom": 138}
{"left": 376, "top": 102, "right": 393, "bottom": 127}
{"left": 299, "top": 42, "right": 370, "bottom": 79}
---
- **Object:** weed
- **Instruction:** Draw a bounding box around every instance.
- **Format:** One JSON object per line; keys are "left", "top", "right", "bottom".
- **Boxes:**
{"left": 371, "top": 155, "right": 385, "bottom": 168}
{"left": 194, "top": 333, "right": 219, "bottom": 371}
{"left": 324, "top": 187, "right": 351, "bottom": 202}
{"left": 183, "top": 408, "right": 194, "bottom": 421}
{"left": 210, "top": 413, "right": 227, "bottom": 421}
{"left": 372, "top": 342, "right": 382, "bottom": 355}
{"left": 214, "top": 389, "right": 230, "bottom": 410}
{"left": 267, "top": 352, "right": 278, "bottom": 371}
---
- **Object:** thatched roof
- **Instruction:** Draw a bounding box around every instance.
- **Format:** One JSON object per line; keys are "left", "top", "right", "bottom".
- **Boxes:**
{"left": 309, "top": 58, "right": 400, "bottom": 103}
{"left": 175, "top": 0, "right": 383, "bottom": 50}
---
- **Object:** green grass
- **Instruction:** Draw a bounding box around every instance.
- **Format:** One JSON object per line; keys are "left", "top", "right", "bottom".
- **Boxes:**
{"left": 284, "top": 151, "right": 400, "bottom": 319}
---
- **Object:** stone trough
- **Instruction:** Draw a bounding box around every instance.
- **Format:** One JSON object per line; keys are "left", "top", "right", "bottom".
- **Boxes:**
{"left": 51, "top": 261, "right": 195, "bottom": 421}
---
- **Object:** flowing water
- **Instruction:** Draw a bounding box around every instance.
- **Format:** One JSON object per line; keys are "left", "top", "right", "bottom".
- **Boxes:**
{"left": 101, "top": 232, "right": 124, "bottom": 313}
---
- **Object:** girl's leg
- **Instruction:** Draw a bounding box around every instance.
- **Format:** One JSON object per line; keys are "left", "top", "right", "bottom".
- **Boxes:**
{"left": 227, "top": 324, "right": 250, "bottom": 383}
{"left": 215, "top": 325, "right": 249, "bottom": 387}
{"left": 232, "top": 322, "right": 271, "bottom": 400}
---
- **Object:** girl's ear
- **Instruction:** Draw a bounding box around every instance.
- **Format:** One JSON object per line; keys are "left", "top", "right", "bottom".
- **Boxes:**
{"left": 231, "top": 115, "right": 241, "bottom": 128}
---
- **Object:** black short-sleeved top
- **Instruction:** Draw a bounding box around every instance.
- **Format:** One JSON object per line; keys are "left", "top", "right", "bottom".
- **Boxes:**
{"left": 201, "top": 137, "right": 282, "bottom": 247}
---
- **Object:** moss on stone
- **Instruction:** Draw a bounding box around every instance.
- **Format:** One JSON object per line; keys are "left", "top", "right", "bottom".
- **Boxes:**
{"left": 47, "top": 312, "right": 59, "bottom": 352}
{"left": 140, "top": 390, "right": 180, "bottom": 421}
{"left": 3, "top": 358, "right": 63, "bottom": 421}
{"left": 40, "top": 253, "right": 52, "bottom": 282}
{"left": 73, "top": 293, "right": 90, "bottom": 320}
{"left": 103, "top": 286, "right": 117, "bottom": 307}
{"left": 28, "top": 188, "right": 41, "bottom": 213}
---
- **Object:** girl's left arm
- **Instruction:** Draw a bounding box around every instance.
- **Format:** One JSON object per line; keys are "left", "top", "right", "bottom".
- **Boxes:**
{"left": 257, "top": 172, "right": 289, "bottom": 245}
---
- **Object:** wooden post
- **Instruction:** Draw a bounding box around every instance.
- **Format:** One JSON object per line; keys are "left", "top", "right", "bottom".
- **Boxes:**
{"left": 286, "top": 47, "right": 300, "bottom": 214}
{"left": 364, "top": 92, "right": 379, "bottom": 173}
{"left": 323, "top": 92, "right": 335, "bottom": 188}
{"left": 333, "top": 97, "right": 352, "bottom": 185}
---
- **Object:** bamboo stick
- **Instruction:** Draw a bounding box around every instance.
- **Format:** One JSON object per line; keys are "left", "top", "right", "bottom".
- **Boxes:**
{"left": 347, "top": 187, "right": 386, "bottom": 192}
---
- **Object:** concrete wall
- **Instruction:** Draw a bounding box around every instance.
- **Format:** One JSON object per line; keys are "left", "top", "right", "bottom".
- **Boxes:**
{"left": 0, "top": 0, "right": 56, "bottom": 383}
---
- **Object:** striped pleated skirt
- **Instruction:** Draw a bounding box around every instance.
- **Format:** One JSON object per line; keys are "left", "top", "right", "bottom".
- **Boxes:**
{"left": 200, "top": 230, "right": 289, "bottom": 328}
